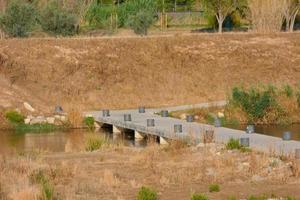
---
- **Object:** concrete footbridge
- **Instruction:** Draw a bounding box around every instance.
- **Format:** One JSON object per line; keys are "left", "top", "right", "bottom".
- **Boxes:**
{"left": 86, "top": 101, "right": 300, "bottom": 158}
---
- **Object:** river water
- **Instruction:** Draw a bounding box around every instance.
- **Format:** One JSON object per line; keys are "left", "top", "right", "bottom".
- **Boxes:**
{"left": 0, "top": 128, "right": 146, "bottom": 156}
{"left": 1, "top": 124, "right": 300, "bottom": 156}
{"left": 227, "top": 124, "right": 300, "bottom": 141}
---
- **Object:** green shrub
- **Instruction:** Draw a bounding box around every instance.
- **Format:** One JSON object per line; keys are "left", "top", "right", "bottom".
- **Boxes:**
{"left": 127, "top": 10, "right": 156, "bottom": 35}
{"left": 0, "top": 0, "right": 37, "bottom": 37}
{"left": 85, "top": 134, "right": 106, "bottom": 152}
{"left": 137, "top": 186, "right": 157, "bottom": 200}
{"left": 191, "top": 193, "right": 209, "bottom": 200}
{"left": 39, "top": 0, "right": 78, "bottom": 36}
{"left": 85, "top": 3, "right": 115, "bottom": 28}
{"left": 5, "top": 111, "right": 24, "bottom": 124}
{"left": 226, "top": 138, "right": 241, "bottom": 150}
{"left": 84, "top": 116, "right": 95, "bottom": 129}
{"left": 231, "top": 86, "right": 278, "bottom": 122}
{"left": 209, "top": 184, "right": 220, "bottom": 193}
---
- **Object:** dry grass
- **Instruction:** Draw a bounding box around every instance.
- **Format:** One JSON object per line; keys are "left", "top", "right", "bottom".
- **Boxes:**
{"left": 1, "top": 33, "right": 300, "bottom": 111}
{"left": 248, "top": 0, "right": 286, "bottom": 33}
{"left": 67, "top": 107, "right": 84, "bottom": 128}
{"left": 1, "top": 144, "right": 300, "bottom": 199}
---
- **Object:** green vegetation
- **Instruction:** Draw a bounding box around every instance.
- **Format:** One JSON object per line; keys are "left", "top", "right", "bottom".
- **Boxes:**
{"left": 85, "top": 133, "right": 107, "bottom": 152}
{"left": 227, "top": 196, "right": 237, "bottom": 200}
{"left": 226, "top": 138, "right": 241, "bottom": 150}
{"left": 0, "top": 0, "right": 299, "bottom": 37}
{"left": 227, "top": 84, "right": 300, "bottom": 125}
{"left": 15, "top": 123, "right": 62, "bottom": 133}
{"left": 137, "top": 186, "right": 157, "bottom": 200}
{"left": 29, "top": 170, "right": 54, "bottom": 200}
{"left": 5, "top": 111, "right": 25, "bottom": 124}
{"left": 208, "top": 184, "right": 220, "bottom": 193}
{"left": 247, "top": 195, "right": 268, "bottom": 200}
{"left": 84, "top": 116, "right": 95, "bottom": 130}
{"left": 231, "top": 86, "right": 278, "bottom": 122}
{"left": 191, "top": 193, "right": 209, "bottom": 200}
{"left": 0, "top": 0, "right": 37, "bottom": 37}
{"left": 5, "top": 111, "right": 64, "bottom": 133}
{"left": 39, "top": 0, "right": 78, "bottom": 36}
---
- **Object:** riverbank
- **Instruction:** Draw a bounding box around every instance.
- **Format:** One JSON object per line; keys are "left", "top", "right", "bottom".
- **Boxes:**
{"left": 1, "top": 33, "right": 300, "bottom": 114}
{"left": 0, "top": 143, "right": 299, "bottom": 200}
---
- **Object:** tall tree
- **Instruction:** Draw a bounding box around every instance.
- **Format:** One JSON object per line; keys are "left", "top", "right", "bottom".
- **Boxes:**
{"left": 202, "top": 0, "right": 243, "bottom": 33}
{"left": 283, "top": 0, "right": 300, "bottom": 32}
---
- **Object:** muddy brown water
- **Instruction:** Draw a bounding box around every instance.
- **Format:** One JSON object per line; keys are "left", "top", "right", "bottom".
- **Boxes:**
{"left": 1, "top": 125, "right": 300, "bottom": 156}
{"left": 0, "top": 128, "right": 146, "bottom": 156}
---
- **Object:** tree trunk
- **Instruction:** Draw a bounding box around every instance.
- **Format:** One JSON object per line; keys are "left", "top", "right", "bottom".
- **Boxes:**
{"left": 290, "top": 13, "right": 297, "bottom": 32}
{"left": 285, "top": 18, "right": 290, "bottom": 32}
{"left": 216, "top": 11, "right": 224, "bottom": 33}
{"left": 218, "top": 21, "right": 223, "bottom": 33}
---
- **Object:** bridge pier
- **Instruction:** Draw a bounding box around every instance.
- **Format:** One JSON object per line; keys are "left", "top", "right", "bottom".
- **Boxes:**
{"left": 113, "top": 125, "right": 122, "bottom": 134}
{"left": 134, "top": 131, "right": 144, "bottom": 140}
{"left": 160, "top": 137, "right": 168, "bottom": 145}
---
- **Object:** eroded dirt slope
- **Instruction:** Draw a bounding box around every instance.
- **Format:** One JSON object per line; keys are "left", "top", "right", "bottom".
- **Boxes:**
{"left": 0, "top": 33, "right": 300, "bottom": 112}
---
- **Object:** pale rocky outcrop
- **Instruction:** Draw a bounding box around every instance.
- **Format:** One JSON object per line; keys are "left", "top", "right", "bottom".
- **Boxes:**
{"left": 23, "top": 102, "right": 35, "bottom": 112}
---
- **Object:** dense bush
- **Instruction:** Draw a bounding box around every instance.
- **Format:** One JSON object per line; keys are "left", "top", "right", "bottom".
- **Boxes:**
{"left": 39, "top": 1, "right": 78, "bottom": 36}
{"left": 85, "top": 3, "right": 116, "bottom": 28}
{"left": 0, "top": 0, "right": 37, "bottom": 37}
{"left": 231, "top": 86, "right": 278, "bottom": 122}
{"left": 5, "top": 111, "right": 25, "bottom": 124}
{"left": 127, "top": 10, "right": 156, "bottom": 35}
{"left": 137, "top": 186, "right": 157, "bottom": 200}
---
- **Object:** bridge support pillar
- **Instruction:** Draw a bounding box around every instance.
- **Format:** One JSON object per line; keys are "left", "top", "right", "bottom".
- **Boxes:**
{"left": 113, "top": 126, "right": 122, "bottom": 134}
{"left": 160, "top": 137, "right": 168, "bottom": 145}
{"left": 135, "top": 131, "right": 144, "bottom": 140}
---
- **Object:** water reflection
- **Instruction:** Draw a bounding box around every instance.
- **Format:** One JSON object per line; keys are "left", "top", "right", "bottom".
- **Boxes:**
{"left": 0, "top": 128, "right": 147, "bottom": 156}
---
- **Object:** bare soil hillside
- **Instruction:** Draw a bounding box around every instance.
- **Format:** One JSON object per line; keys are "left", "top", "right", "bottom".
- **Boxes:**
{"left": 0, "top": 33, "right": 300, "bottom": 112}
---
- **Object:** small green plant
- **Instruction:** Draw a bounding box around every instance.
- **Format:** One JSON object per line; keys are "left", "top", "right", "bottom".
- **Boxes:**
{"left": 5, "top": 111, "right": 25, "bottom": 124}
{"left": 137, "top": 186, "right": 157, "bottom": 200}
{"left": 84, "top": 116, "right": 95, "bottom": 129}
{"left": 29, "top": 170, "right": 54, "bottom": 200}
{"left": 209, "top": 184, "right": 220, "bottom": 193}
{"left": 85, "top": 134, "right": 106, "bottom": 152}
{"left": 286, "top": 196, "right": 296, "bottom": 200}
{"left": 191, "top": 193, "right": 209, "bottom": 200}
{"left": 0, "top": 0, "right": 37, "bottom": 37}
{"left": 283, "top": 84, "right": 293, "bottom": 98}
{"left": 227, "top": 196, "right": 237, "bottom": 200}
{"left": 226, "top": 138, "right": 241, "bottom": 150}
{"left": 247, "top": 195, "right": 267, "bottom": 200}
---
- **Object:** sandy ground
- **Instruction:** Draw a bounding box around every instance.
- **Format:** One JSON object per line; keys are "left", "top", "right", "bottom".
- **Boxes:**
{"left": 1, "top": 33, "right": 300, "bottom": 114}
{"left": 1, "top": 143, "right": 300, "bottom": 200}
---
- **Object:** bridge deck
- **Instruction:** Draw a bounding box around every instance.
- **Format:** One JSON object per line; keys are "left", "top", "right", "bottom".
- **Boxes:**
{"left": 88, "top": 108, "right": 300, "bottom": 156}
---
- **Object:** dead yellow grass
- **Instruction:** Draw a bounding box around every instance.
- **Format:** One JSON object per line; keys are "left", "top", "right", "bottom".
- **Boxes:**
{"left": 1, "top": 145, "right": 300, "bottom": 199}
{"left": 1, "top": 33, "right": 300, "bottom": 112}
